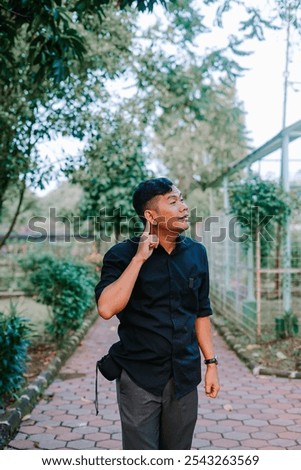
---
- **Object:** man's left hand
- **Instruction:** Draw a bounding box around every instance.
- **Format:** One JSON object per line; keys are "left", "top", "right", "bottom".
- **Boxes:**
{"left": 204, "top": 366, "right": 220, "bottom": 398}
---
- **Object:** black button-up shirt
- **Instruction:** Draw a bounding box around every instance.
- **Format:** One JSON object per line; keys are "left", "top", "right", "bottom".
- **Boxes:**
{"left": 95, "top": 235, "right": 212, "bottom": 399}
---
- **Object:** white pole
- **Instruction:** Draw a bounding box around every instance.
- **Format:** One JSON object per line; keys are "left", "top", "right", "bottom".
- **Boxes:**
{"left": 281, "top": 2, "right": 292, "bottom": 312}
{"left": 223, "top": 177, "right": 230, "bottom": 294}
{"left": 282, "top": 133, "right": 292, "bottom": 312}
{"left": 247, "top": 244, "right": 256, "bottom": 302}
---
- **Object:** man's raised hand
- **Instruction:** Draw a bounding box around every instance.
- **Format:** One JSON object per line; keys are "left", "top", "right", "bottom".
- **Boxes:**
{"left": 135, "top": 220, "right": 159, "bottom": 262}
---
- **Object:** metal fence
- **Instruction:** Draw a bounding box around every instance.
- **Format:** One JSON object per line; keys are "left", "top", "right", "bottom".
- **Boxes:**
{"left": 201, "top": 215, "right": 301, "bottom": 342}
{"left": 0, "top": 236, "right": 103, "bottom": 294}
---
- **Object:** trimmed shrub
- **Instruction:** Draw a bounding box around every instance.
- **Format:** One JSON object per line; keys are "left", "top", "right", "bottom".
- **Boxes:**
{"left": 0, "top": 304, "right": 31, "bottom": 408}
{"left": 19, "top": 253, "right": 96, "bottom": 343}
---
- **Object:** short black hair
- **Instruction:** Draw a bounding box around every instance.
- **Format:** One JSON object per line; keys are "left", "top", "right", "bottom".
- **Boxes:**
{"left": 132, "top": 177, "right": 173, "bottom": 221}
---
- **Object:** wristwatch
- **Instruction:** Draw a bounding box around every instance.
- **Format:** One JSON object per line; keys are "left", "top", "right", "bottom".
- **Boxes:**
{"left": 204, "top": 356, "right": 218, "bottom": 365}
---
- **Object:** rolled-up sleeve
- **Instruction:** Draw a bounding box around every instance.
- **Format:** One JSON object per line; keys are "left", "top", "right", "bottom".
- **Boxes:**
{"left": 95, "top": 248, "right": 126, "bottom": 304}
{"left": 197, "top": 245, "right": 213, "bottom": 318}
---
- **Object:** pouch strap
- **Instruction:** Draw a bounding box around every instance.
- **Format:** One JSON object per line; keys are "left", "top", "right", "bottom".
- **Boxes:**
{"left": 95, "top": 361, "right": 99, "bottom": 416}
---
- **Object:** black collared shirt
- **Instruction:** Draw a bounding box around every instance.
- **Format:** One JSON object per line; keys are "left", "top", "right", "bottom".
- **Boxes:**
{"left": 95, "top": 235, "right": 212, "bottom": 399}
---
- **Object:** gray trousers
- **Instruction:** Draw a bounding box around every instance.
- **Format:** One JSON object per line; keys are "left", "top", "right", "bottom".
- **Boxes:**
{"left": 116, "top": 369, "right": 198, "bottom": 450}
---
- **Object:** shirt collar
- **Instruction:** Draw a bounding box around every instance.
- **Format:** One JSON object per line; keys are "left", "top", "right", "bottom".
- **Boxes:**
{"left": 156, "top": 234, "right": 189, "bottom": 256}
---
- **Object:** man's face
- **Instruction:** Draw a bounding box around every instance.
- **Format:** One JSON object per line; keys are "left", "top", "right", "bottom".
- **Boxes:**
{"left": 148, "top": 185, "right": 189, "bottom": 234}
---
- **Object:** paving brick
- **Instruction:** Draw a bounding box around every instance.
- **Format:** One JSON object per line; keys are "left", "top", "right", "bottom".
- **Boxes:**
{"left": 99, "top": 424, "right": 122, "bottom": 434}
{"left": 289, "top": 393, "right": 301, "bottom": 399}
{"left": 45, "top": 425, "right": 74, "bottom": 435}
{"left": 88, "top": 418, "right": 114, "bottom": 426}
{"left": 19, "top": 425, "right": 46, "bottom": 434}
{"left": 42, "top": 409, "right": 69, "bottom": 417}
{"left": 85, "top": 432, "right": 112, "bottom": 442}
{"left": 7, "top": 317, "right": 301, "bottom": 451}
{"left": 251, "top": 431, "right": 278, "bottom": 440}
{"left": 260, "top": 445, "right": 284, "bottom": 450}
{"left": 190, "top": 438, "right": 210, "bottom": 449}
{"left": 61, "top": 419, "right": 88, "bottom": 428}
{"left": 195, "top": 432, "right": 222, "bottom": 440}
{"left": 233, "top": 424, "right": 260, "bottom": 434}
{"left": 240, "top": 439, "right": 271, "bottom": 448}
{"left": 36, "top": 404, "right": 57, "bottom": 411}
{"left": 66, "top": 439, "right": 96, "bottom": 449}
{"left": 242, "top": 419, "right": 268, "bottom": 427}
{"left": 8, "top": 439, "right": 37, "bottom": 449}
{"left": 215, "top": 419, "right": 245, "bottom": 428}
{"left": 250, "top": 412, "right": 279, "bottom": 420}
{"left": 55, "top": 431, "right": 83, "bottom": 441}
{"left": 101, "top": 410, "right": 121, "bottom": 420}
{"left": 27, "top": 434, "right": 56, "bottom": 443}
{"left": 246, "top": 403, "right": 269, "bottom": 410}
{"left": 96, "top": 439, "right": 121, "bottom": 449}
{"left": 196, "top": 418, "right": 216, "bottom": 427}
{"left": 272, "top": 402, "right": 294, "bottom": 410}
{"left": 72, "top": 426, "right": 100, "bottom": 435}
{"left": 205, "top": 424, "right": 235, "bottom": 434}
{"left": 38, "top": 440, "right": 67, "bottom": 450}
{"left": 278, "top": 431, "right": 301, "bottom": 440}
{"left": 67, "top": 408, "right": 92, "bottom": 416}
{"left": 223, "top": 431, "right": 250, "bottom": 441}
{"left": 27, "top": 417, "right": 62, "bottom": 427}
{"left": 258, "top": 424, "right": 285, "bottom": 434}
{"left": 226, "top": 412, "right": 254, "bottom": 421}
{"left": 287, "top": 425, "right": 301, "bottom": 433}
{"left": 270, "top": 438, "right": 297, "bottom": 447}
{"left": 9, "top": 432, "right": 28, "bottom": 441}
{"left": 202, "top": 412, "right": 228, "bottom": 421}
{"left": 211, "top": 438, "right": 240, "bottom": 449}
{"left": 269, "top": 418, "right": 296, "bottom": 426}
{"left": 58, "top": 404, "right": 82, "bottom": 411}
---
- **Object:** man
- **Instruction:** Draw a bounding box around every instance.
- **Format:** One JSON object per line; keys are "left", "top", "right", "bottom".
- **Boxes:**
{"left": 95, "top": 177, "right": 220, "bottom": 450}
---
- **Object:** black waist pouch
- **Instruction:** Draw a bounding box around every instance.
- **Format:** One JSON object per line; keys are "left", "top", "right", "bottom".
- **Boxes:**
{"left": 95, "top": 354, "right": 122, "bottom": 415}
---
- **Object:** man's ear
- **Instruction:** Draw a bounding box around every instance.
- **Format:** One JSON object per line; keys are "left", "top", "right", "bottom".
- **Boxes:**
{"left": 144, "top": 209, "right": 158, "bottom": 226}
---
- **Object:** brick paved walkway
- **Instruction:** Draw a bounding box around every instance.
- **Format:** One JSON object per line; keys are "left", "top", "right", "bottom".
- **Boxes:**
{"left": 7, "top": 316, "right": 301, "bottom": 450}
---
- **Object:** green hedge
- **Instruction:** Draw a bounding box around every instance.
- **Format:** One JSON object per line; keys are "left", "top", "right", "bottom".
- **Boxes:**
{"left": 19, "top": 253, "right": 96, "bottom": 343}
{"left": 0, "top": 305, "right": 31, "bottom": 408}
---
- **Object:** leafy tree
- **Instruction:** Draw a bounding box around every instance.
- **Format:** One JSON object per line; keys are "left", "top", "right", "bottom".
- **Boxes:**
{"left": 149, "top": 77, "right": 247, "bottom": 197}
{"left": 229, "top": 173, "right": 295, "bottom": 297}
{"left": 0, "top": 0, "right": 168, "bottom": 84}
{"left": 128, "top": 1, "right": 248, "bottom": 201}
{"left": 1, "top": 0, "right": 300, "bottom": 248}
{"left": 0, "top": 5, "right": 136, "bottom": 247}
{"left": 72, "top": 0, "right": 250, "bottom": 233}
{"left": 75, "top": 108, "right": 151, "bottom": 242}
{"left": 228, "top": 173, "right": 292, "bottom": 258}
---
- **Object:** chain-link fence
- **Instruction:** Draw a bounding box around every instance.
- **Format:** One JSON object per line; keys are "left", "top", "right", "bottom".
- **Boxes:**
{"left": 0, "top": 236, "right": 103, "bottom": 294}
{"left": 201, "top": 215, "right": 301, "bottom": 342}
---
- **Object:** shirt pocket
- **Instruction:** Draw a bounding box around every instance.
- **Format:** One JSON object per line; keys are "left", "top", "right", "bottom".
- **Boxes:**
{"left": 180, "top": 275, "right": 202, "bottom": 313}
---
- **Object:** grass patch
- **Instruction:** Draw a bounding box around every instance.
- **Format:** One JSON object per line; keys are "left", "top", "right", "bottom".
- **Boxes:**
{"left": 0, "top": 297, "right": 49, "bottom": 338}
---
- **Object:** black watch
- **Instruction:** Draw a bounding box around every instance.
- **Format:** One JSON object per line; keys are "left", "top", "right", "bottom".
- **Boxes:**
{"left": 204, "top": 356, "right": 218, "bottom": 365}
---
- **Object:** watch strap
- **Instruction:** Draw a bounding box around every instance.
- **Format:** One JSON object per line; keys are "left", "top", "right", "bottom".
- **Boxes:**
{"left": 204, "top": 356, "right": 218, "bottom": 365}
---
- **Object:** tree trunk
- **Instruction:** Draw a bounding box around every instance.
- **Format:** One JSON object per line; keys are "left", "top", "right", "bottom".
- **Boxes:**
{"left": 0, "top": 181, "right": 26, "bottom": 250}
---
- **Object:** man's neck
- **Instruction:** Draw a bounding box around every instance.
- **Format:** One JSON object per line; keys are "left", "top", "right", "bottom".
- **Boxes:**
{"left": 153, "top": 228, "right": 180, "bottom": 254}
